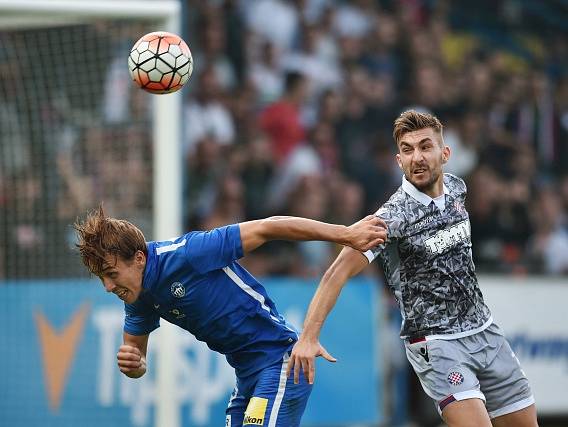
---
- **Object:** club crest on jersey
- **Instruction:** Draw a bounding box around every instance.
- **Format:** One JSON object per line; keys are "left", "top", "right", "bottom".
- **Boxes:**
{"left": 447, "top": 371, "right": 464, "bottom": 386}
{"left": 171, "top": 282, "right": 185, "bottom": 298}
{"left": 453, "top": 200, "right": 465, "bottom": 213}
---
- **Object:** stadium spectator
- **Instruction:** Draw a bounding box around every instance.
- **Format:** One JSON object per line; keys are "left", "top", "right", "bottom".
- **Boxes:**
{"left": 185, "top": 134, "right": 226, "bottom": 228}
{"left": 1, "top": 173, "right": 48, "bottom": 278}
{"left": 282, "top": 23, "right": 342, "bottom": 100}
{"left": 259, "top": 71, "right": 308, "bottom": 165}
{"left": 248, "top": 41, "right": 284, "bottom": 105}
{"left": 0, "top": 46, "right": 30, "bottom": 177}
{"left": 194, "top": 4, "right": 238, "bottom": 91}
{"left": 239, "top": 133, "right": 275, "bottom": 219}
{"left": 245, "top": 0, "right": 299, "bottom": 50}
{"left": 184, "top": 67, "right": 236, "bottom": 155}
{"left": 199, "top": 173, "right": 246, "bottom": 231}
{"left": 527, "top": 188, "right": 568, "bottom": 275}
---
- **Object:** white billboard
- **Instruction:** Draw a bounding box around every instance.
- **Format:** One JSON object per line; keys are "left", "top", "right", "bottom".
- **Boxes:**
{"left": 479, "top": 275, "right": 568, "bottom": 415}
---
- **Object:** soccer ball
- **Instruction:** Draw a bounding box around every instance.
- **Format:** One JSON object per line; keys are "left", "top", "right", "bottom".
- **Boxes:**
{"left": 128, "top": 31, "right": 193, "bottom": 94}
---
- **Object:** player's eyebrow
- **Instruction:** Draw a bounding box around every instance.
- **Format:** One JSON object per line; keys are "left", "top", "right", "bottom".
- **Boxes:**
{"left": 399, "top": 137, "right": 433, "bottom": 148}
{"left": 101, "top": 265, "right": 115, "bottom": 273}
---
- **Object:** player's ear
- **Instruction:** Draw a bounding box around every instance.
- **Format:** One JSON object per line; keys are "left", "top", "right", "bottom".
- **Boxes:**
{"left": 396, "top": 153, "right": 403, "bottom": 169}
{"left": 442, "top": 145, "right": 451, "bottom": 164}
{"left": 135, "top": 250, "right": 146, "bottom": 267}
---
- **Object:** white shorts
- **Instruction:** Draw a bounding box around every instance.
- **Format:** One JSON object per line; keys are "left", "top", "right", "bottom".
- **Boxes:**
{"left": 404, "top": 322, "right": 535, "bottom": 419}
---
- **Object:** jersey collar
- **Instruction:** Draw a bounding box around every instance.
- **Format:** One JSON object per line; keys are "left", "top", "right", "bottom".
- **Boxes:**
{"left": 401, "top": 174, "right": 449, "bottom": 206}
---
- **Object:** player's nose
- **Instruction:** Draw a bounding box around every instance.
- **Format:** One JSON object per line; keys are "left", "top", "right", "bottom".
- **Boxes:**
{"left": 102, "top": 278, "right": 115, "bottom": 293}
{"left": 412, "top": 148, "right": 425, "bottom": 163}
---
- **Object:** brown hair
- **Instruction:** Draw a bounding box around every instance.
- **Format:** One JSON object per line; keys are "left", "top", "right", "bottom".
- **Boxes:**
{"left": 74, "top": 205, "right": 147, "bottom": 276}
{"left": 393, "top": 110, "right": 443, "bottom": 145}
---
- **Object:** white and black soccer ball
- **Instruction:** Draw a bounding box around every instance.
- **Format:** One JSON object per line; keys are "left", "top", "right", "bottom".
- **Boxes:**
{"left": 128, "top": 31, "right": 193, "bottom": 94}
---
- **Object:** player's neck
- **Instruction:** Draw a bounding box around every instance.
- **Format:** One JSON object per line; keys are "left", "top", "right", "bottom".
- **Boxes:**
{"left": 421, "top": 179, "right": 444, "bottom": 199}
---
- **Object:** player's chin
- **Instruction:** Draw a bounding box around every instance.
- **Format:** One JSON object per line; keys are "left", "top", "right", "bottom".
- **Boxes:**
{"left": 408, "top": 173, "right": 430, "bottom": 188}
{"left": 122, "top": 292, "right": 139, "bottom": 304}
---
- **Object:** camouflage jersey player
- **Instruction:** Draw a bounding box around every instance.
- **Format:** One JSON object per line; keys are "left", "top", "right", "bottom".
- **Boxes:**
{"left": 372, "top": 172, "right": 492, "bottom": 339}
{"left": 289, "top": 111, "right": 538, "bottom": 427}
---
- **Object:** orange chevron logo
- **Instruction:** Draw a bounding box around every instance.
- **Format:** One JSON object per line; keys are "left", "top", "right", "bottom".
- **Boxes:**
{"left": 34, "top": 304, "right": 89, "bottom": 412}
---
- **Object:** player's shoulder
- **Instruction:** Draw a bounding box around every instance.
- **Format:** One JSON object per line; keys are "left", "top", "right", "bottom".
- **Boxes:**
{"left": 374, "top": 186, "right": 408, "bottom": 221}
{"left": 443, "top": 173, "right": 467, "bottom": 194}
{"left": 151, "top": 233, "right": 192, "bottom": 256}
{"left": 144, "top": 236, "right": 193, "bottom": 293}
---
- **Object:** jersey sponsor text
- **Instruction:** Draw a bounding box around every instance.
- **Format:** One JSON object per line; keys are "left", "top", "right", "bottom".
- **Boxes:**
{"left": 424, "top": 220, "right": 470, "bottom": 254}
{"left": 243, "top": 396, "right": 268, "bottom": 425}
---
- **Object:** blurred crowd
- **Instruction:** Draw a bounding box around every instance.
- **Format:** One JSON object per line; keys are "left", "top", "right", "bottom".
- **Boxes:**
{"left": 181, "top": 0, "right": 568, "bottom": 276}
{"left": 0, "top": 0, "right": 567, "bottom": 279}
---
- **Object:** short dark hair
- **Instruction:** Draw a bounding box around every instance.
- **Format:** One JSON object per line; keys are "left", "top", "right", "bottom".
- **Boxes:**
{"left": 74, "top": 205, "right": 147, "bottom": 276}
{"left": 284, "top": 71, "right": 305, "bottom": 93}
{"left": 393, "top": 110, "right": 443, "bottom": 145}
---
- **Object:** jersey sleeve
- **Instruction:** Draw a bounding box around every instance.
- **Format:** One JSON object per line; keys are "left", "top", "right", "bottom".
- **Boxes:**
{"left": 185, "top": 224, "right": 244, "bottom": 274}
{"left": 123, "top": 298, "right": 160, "bottom": 336}
{"left": 446, "top": 173, "right": 467, "bottom": 197}
{"left": 458, "top": 176, "right": 467, "bottom": 197}
{"left": 363, "top": 202, "right": 405, "bottom": 263}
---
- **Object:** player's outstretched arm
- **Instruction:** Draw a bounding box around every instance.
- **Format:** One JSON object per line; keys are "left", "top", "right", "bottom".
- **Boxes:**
{"left": 238, "top": 215, "right": 386, "bottom": 254}
{"left": 118, "top": 332, "right": 149, "bottom": 378}
{"left": 287, "top": 247, "right": 369, "bottom": 384}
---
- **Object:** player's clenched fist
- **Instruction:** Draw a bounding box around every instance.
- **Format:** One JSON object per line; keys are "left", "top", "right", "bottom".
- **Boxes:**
{"left": 117, "top": 345, "right": 147, "bottom": 378}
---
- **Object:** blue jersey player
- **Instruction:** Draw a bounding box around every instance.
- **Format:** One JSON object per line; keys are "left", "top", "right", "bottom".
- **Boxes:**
{"left": 74, "top": 207, "right": 386, "bottom": 427}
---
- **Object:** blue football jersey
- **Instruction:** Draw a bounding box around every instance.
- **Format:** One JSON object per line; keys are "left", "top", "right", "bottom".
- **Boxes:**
{"left": 123, "top": 224, "right": 298, "bottom": 378}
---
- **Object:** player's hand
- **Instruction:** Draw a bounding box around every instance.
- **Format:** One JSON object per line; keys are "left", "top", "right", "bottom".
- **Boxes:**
{"left": 117, "top": 344, "right": 146, "bottom": 378}
{"left": 287, "top": 339, "right": 336, "bottom": 385}
{"left": 344, "top": 215, "right": 387, "bottom": 252}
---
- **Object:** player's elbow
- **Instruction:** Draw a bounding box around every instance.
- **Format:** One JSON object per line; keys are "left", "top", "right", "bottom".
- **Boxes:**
{"left": 255, "top": 217, "right": 277, "bottom": 240}
{"left": 254, "top": 216, "right": 289, "bottom": 240}
{"left": 322, "top": 249, "right": 367, "bottom": 284}
{"left": 239, "top": 219, "right": 275, "bottom": 252}
{"left": 264, "top": 215, "right": 289, "bottom": 222}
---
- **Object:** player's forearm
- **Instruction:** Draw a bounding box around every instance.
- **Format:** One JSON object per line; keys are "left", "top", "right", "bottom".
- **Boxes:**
{"left": 301, "top": 248, "right": 369, "bottom": 341}
{"left": 301, "top": 267, "right": 350, "bottom": 341}
{"left": 260, "top": 216, "right": 349, "bottom": 245}
{"left": 240, "top": 215, "right": 385, "bottom": 253}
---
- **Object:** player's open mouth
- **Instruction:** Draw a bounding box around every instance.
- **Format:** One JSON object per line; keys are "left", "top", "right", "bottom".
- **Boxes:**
{"left": 413, "top": 168, "right": 427, "bottom": 174}
{"left": 116, "top": 289, "right": 128, "bottom": 299}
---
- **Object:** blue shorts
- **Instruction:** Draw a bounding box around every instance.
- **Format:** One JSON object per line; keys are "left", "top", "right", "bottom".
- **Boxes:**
{"left": 226, "top": 352, "right": 313, "bottom": 427}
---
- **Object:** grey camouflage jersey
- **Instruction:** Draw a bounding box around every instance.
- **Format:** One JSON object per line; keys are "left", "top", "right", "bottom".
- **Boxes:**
{"left": 365, "top": 173, "right": 492, "bottom": 339}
